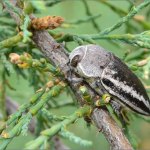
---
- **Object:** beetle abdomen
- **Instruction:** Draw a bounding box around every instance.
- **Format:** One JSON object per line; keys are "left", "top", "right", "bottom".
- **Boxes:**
{"left": 101, "top": 54, "right": 150, "bottom": 116}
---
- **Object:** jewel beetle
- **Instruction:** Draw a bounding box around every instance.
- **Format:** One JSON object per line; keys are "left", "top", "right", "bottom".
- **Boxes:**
{"left": 69, "top": 44, "right": 150, "bottom": 117}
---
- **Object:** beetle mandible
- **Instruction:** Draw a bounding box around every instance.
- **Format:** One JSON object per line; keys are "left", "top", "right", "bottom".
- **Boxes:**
{"left": 69, "top": 44, "right": 150, "bottom": 119}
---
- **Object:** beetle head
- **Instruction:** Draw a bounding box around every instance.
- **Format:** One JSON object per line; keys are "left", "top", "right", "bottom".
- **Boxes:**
{"left": 69, "top": 45, "right": 86, "bottom": 68}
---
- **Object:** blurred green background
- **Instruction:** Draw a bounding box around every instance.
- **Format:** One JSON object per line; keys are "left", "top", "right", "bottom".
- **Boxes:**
{"left": 0, "top": 1, "right": 150, "bottom": 149}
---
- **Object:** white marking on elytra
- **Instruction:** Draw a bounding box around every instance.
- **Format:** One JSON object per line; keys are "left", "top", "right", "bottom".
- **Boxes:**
{"left": 101, "top": 72, "right": 150, "bottom": 115}
{"left": 110, "top": 70, "right": 117, "bottom": 75}
{"left": 104, "top": 74, "right": 150, "bottom": 109}
{"left": 102, "top": 80, "right": 150, "bottom": 115}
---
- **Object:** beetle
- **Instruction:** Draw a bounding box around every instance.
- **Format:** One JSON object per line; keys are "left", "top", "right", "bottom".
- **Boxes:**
{"left": 69, "top": 44, "right": 150, "bottom": 121}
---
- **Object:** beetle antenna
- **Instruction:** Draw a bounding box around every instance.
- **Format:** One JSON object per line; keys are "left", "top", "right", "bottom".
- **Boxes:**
{"left": 58, "top": 60, "right": 70, "bottom": 76}
{"left": 62, "top": 60, "right": 70, "bottom": 70}
{"left": 61, "top": 42, "right": 70, "bottom": 57}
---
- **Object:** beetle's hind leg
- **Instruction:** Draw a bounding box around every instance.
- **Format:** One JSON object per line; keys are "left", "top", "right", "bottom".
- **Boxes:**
{"left": 109, "top": 100, "right": 126, "bottom": 127}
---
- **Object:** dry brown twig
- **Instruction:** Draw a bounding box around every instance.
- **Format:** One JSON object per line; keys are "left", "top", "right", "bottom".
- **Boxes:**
{"left": 1, "top": 1, "right": 133, "bottom": 149}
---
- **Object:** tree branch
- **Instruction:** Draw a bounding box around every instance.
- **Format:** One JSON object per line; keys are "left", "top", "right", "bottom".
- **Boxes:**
{"left": 91, "top": 108, "right": 132, "bottom": 149}
{"left": 2, "top": 1, "right": 133, "bottom": 149}
{"left": 4, "top": 96, "right": 70, "bottom": 150}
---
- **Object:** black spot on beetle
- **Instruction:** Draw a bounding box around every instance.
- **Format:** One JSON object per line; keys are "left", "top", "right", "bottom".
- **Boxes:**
{"left": 103, "top": 78, "right": 114, "bottom": 87}
{"left": 100, "top": 66, "right": 104, "bottom": 69}
{"left": 112, "top": 73, "right": 119, "bottom": 80}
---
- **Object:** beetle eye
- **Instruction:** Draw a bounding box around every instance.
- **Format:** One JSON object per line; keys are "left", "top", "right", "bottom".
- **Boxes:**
{"left": 70, "top": 55, "right": 80, "bottom": 67}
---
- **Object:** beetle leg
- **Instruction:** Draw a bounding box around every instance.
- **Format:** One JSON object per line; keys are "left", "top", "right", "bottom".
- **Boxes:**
{"left": 95, "top": 80, "right": 107, "bottom": 95}
{"left": 68, "top": 78, "right": 83, "bottom": 83}
{"left": 109, "top": 100, "right": 126, "bottom": 127}
{"left": 67, "top": 68, "right": 83, "bottom": 83}
{"left": 61, "top": 68, "right": 83, "bottom": 84}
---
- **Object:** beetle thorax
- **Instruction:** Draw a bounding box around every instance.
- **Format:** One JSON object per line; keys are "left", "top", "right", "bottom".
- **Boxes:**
{"left": 76, "top": 45, "right": 112, "bottom": 78}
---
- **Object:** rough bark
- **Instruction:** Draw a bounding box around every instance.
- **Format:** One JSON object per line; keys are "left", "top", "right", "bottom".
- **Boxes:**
{"left": 1, "top": 1, "right": 133, "bottom": 149}
{"left": 91, "top": 108, "right": 132, "bottom": 149}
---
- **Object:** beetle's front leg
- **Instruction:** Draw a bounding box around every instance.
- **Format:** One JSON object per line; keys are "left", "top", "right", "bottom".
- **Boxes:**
{"left": 109, "top": 100, "right": 126, "bottom": 127}
{"left": 69, "top": 78, "right": 83, "bottom": 83}
{"left": 62, "top": 68, "right": 83, "bottom": 84}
